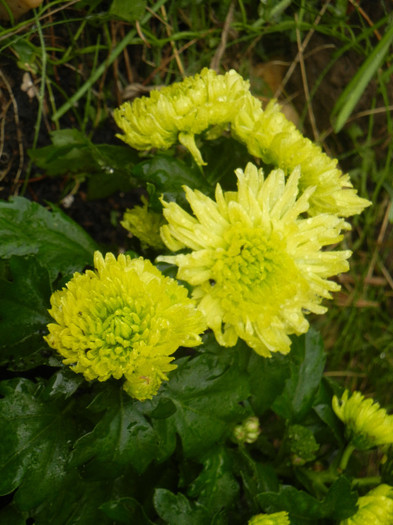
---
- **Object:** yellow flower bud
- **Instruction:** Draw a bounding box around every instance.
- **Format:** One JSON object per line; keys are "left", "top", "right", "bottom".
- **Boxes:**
{"left": 333, "top": 390, "right": 393, "bottom": 449}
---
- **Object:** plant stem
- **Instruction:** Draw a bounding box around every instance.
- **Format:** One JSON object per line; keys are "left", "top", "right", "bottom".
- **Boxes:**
{"left": 352, "top": 476, "right": 381, "bottom": 488}
{"left": 339, "top": 443, "right": 356, "bottom": 472}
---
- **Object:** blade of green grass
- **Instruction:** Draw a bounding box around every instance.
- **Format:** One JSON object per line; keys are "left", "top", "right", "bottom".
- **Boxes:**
{"left": 332, "top": 22, "right": 393, "bottom": 133}
{"left": 51, "top": 0, "right": 167, "bottom": 122}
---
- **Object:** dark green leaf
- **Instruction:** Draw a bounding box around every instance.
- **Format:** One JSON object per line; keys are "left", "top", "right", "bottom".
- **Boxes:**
{"left": 200, "top": 136, "right": 255, "bottom": 189}
{"left": 272, "top": 330, "right": 326, "bottom": 422}
{"left": 71, "top": 385, "right": 174, "bottom": 477}
{"left": 0, "top": 197, "right": 98, "bottom": 281}
{"left": 154, "top": 489, "right": 209, "bottom": 525}
{"left": 100, "top": 497, "right": 154, "bottom": 524}
{"left": 0, "top": 257, "right": 51, "bottom": 368}
{"left": 248, "top": 351, "right": 291, "bottom": 415}
{"left": 164, "top": 346, "right": 250, "bottom": 458}
{"left": 256, "top": 476, "right": 357, "bottom": 521}
{"left": 0, "top": 504, "right": 27, "bottom": 525}
{"left": 188, "top": 447, "right": 239, "bottom": 513}
{"left": 29, "top": 129, "right": 138, "bottom": 198}
{"left": 312, "top": 378, "right": 345, "bottom": 446}
{"left": 109, "top": 0, "right": 146, "bottom": 22}
{"left": 323, "top": 476, "right": 358, "bottom": 520}
{"left": 0, "top": 377, "right": 83, "bottom": 510}
{"left": 132, "top": 154, "right": 212, "bottom": 208}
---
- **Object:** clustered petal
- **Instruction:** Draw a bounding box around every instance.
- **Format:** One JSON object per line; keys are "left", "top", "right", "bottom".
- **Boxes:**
{"left": 114, "top": 67, "right": 254, "bottom": 167}
{"left": 248, "top": 511, "right": 290, "bottom": 525}
{"left": 332, "top": 390, "right": 393, "bottom": 449}
{"left": 340, "top": 485, "right": 393, "bottom": 525}
{"left": 45, "top": 251, "right": 206, "bottom": 400}
{"left": 159, "top": 162, "right": 351, "bottom": 356}
{"left": 232, "top": 100, "right": 371, "bottom": 218}
{"left": 114, "top": 68, "right": 370, "bottom": 219}
{"left": 121, "top": 196, "right": 165, "bottom": 250}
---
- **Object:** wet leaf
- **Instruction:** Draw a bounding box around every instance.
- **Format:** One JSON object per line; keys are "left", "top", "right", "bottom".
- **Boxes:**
{"left": 0, "top": 197, "right": 98, "bottom": 281}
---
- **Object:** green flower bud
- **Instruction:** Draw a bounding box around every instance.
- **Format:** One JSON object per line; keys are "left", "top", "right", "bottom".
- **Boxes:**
{"left": 333, "top": 390, "right": 393, "bottom": 450}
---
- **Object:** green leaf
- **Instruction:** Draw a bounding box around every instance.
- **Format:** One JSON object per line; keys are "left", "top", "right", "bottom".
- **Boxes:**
{"left": 323, "top": 476, "right": 358, "bottom": 520}
{"left": 272, "top": 330, "right": 326, "bottom": 422}
{"left": 312, "top": 378, "right": 345, "bottom": 446}
{"left": 71, "top": 385, "right": 174, "bottom": 477}
{"left": 29, "top": 129, "right": 138, "bottom": 199}
{"left": 109, "top": 0, "right": 146, "bottom": 22}
{"left": 0, "top": 377, "right": 83, "bottom": 510}
{"left": 100, "top": 497, "right": 154, "bottom": 524}
{"left": 0, "top": 504, "right": 27, "bottom": 525}
{"left": 257, "top": 476, "right": 358, "bottom": 522}
{"left": 0, "top": 257, "right": 52, "bottom": 369}
{"left": 164, "top": 345, "right": 250, "bottom": 458}
{"left": 0, "top": 197, "right": 98, "bottom": 281}
{"left": 332, "top": 22, "right": 393, "bottom": 132}
{"left": 132, "top": 154, "right": 212, "bottom": 208}
{"left": 154, "top": 489, "right": 210, "bottom": 525}
{"left": 188, "top": 447, "right": 239, "bottom": 513}
{"left": 248, "top": 351, "right": 291, "bottom": 415}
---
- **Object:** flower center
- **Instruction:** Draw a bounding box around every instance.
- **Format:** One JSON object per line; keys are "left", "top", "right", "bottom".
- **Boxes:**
{"left": 210, "top": 226, "right": 282, "bottom": 303}
{"left": 101, "top": 305, "right": 150, "bottom": 355}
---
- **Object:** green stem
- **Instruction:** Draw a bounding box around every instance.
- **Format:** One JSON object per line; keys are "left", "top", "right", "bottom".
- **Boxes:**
{"left": 339, "top": 443, "right": 356, "bottom": 472}
{"left": 352, "top": 476, "right": 381, "bottom": 488}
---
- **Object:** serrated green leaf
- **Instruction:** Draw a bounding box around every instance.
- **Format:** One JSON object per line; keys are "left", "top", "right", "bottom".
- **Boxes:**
{"left": 71, "top": 384, "right": 174, "bottom": 477}
{"left": 0, "top": 197, "right": 98, "bottom": 281}
{"left": 132, "top": 154, "right": 212, "bottom": 208}
{"left": 164, "top": 347, "right": 250, "bottom": 458}
{"left": 0, "top": 377, "right": 83, "bottom": 510}
{"left": 323, "top": 476, "right": 358, "bottom": 520}
{"left": 188, "top": 447, "right": 239, "bottom": 513}
{"left": 272, "top": 330, "right": 326, "bottom": 422}
{"left": 154, "top": 489, "right": 210, "bottom": 525}
{"left": 0, "top": 257, "right": 52, "bottom": 368}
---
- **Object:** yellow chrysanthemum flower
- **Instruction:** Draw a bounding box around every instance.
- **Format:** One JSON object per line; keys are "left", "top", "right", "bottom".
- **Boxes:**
{"left": 340, "top": 485, "right": 393, "bottom": 525}
{"left": 114, "top": 68, "right": 369, "bottom": 219}
{"left": 158, "top": 162, "right": 351, "bottom": 356}
{"left": 114, "top": 67, "right": 256, "bottom": 166}
{"left": 121, "top": 196, "right": 165, "bottom": 250}
{"left": 332, "top": 390, "right": 393, "bottom": 450}
{"left": 232, "top": 99, "right": 371, "bottom": 218}
{"left": 45, "top": 251, "right": 206, "bottom": 401}
{"left": 248, "top": 511, "right": 290, "bottom": 525}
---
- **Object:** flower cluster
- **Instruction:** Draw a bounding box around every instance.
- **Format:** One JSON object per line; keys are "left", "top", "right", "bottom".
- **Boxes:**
{"left": 248, "top": 512, "right": 290, "bottom": 525}
{"left": 233, "top": 416, "right": 261, "bottom": 444}
{"left": 114, "top": 68, "right": 370, "bottom": 219}
{"left": 232, "top": 100, "right": 370, "bottom": 218}
{"left": 45, "top": 251, "right": 206, "bottom": 400}
{"left": 121, "top": 196, "right": 165, "bottom": 250}
{"left": 114, "top": 68, "right": 257, "bottom": 167}
{"left": 159, "top": 162, "right": 350, "bottom": 356}
{"left": 340, "top": 484, "right": 393, "bottom": 525}
{"left": 332, "top": 390, "right": 393, "bottom": 450}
